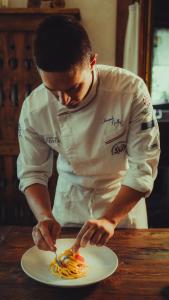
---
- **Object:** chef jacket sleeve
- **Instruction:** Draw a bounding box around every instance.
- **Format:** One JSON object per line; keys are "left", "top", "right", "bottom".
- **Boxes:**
{"left": 122, "top": 78, "right": 160, "bottom": 197}
{"left": 17, "top": 104, "right": 53, "bottom": 192}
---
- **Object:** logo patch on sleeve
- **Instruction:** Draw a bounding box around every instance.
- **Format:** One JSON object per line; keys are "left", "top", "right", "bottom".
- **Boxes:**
{"left": 141, "top": 120, "right": 155, "bottom": 130}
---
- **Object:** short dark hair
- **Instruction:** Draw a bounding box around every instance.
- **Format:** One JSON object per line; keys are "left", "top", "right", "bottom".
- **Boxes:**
{"left": 34, "top": 15, "right": 92, "bottom": 72}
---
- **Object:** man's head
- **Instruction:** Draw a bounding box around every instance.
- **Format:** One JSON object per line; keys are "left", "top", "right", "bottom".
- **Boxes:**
{"left": 34, "top": 15, "right": 96, "bottom": 107}
{"left": 34, "top": 14, "right": 92, "bottom": 72}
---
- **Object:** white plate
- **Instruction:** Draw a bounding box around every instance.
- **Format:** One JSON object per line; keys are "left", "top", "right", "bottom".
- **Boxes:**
{"left": 21, "top": 238, "right": 118, "bottom": 287}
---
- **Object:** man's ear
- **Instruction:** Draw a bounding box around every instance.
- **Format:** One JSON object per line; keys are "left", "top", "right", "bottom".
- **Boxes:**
{"left": 90, "top": 53, "right": 98, "bottom": 70}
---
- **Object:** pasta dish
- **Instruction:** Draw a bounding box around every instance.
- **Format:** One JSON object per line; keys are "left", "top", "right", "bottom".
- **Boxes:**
{"left": 50, "top": 248, "right": 87, "bottom": 279}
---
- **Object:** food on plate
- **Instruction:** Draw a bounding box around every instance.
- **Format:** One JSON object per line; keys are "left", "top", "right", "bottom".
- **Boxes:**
{"left": 50, "top": 248, "right": 87, "bottom": 279}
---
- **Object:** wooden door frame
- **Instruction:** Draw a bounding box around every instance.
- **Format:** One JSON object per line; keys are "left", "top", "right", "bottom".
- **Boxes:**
{"left": 139, "top": 0, "right": 153, "bottom": 89}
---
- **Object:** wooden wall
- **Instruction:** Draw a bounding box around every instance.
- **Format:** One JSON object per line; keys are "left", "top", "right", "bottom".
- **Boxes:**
{"left": 0, "top": 8, "right": 80, "bottom": 225}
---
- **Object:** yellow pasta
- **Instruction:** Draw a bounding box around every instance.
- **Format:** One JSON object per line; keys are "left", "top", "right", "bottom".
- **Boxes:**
{"left": 50, "top": 249, "right": 87, "bottom": 279}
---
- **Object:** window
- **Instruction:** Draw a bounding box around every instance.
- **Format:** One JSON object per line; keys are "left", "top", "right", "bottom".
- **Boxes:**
{"left": 151, "top": 28, "right": 169, "bottom": 105}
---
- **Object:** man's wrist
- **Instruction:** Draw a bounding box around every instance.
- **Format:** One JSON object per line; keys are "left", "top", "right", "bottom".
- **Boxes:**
{"left": 99, "top": 215, "right": 118, "bottom": 228}
{"left": 37, "top": 211, "right": 54, "bottom": 222}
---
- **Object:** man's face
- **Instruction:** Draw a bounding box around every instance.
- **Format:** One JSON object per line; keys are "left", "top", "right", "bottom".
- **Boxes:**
{"left": 38, "top": 57, "right": 96, "bottom": 108}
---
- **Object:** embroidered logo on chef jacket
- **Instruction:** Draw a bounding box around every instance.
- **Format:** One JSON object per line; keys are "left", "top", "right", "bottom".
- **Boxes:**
{"left": 147, "top": 142, "right": 159, "bottom": 151}
{"left": 147, "top": 134, "right": 160, "bottom": 151}
{"left": 111, "top": 141, "right": 127, "bottom": 155}
{"left": 18, "top": 123, "right": 23, "bottom": 138}
{"left": 143, "top": 96, "right": 151, "bottom": 107}
{"left": 141, "top": 96, "right": 153, "bottom": 115}
{"left": 104, "top": 115, "right": 122, "bottom": 128}
{"left": 143, "top": 95, "right": 151, "bottom": 107}
{"left": 44, "top": 136, "right": 60, "bottom": 144}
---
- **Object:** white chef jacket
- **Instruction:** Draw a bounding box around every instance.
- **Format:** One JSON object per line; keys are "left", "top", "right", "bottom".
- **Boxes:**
{"left": 17, "top": 65, "right": 160, "bottom": 228}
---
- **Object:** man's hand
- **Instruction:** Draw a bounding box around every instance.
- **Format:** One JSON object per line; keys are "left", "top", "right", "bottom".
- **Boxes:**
{"left": 32, "top": 217, "right": 61, "bottom": 252}
{"left": 72, "top": 218, "right": 116, "bottom": 253}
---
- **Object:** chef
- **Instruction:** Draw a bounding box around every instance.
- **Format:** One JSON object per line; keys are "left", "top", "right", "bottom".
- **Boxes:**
{"left": 17, "top": 15, "right": 160, "bottom": 253}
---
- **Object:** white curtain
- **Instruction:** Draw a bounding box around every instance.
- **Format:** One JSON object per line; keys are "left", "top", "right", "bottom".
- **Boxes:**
{"left": 123, "top": 2, "right": 140, "bottom": 74}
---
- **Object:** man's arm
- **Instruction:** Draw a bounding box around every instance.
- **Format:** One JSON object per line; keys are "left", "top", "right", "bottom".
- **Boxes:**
{"left": 102, "top": 185, "right": 146, "bottom": 226}
{"left": 25, "top": 183, "right": 61, "bottom": 252}
{"left": 72, "top": 185, "right": 145, "bottom": 252}
{"left": 25, "top": 183, "right": 53, "bottom": 222}
{"left": 17, "top": 100, "right": 61, "bottom": 251}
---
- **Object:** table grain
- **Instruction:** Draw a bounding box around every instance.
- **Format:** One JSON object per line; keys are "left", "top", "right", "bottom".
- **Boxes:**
{"left": 1, "top": 226, "right": 169, "bottom": 300}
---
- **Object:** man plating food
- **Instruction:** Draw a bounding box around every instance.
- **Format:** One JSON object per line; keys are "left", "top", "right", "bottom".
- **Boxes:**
{"left": 17, "top": 15, "right": 160, "bottom": 252}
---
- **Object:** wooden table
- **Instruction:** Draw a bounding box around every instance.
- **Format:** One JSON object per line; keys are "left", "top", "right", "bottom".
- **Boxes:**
{"left": 1, "top": 226, "right": 169, "bottom": 300}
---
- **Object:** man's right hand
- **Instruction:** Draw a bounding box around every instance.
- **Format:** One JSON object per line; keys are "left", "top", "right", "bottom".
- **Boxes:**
{"left": 32, "top": 217, "right": 61, "bottom": 252}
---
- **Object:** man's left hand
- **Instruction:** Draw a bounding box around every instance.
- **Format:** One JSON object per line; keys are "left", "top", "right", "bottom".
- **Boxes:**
{"left": 72, "top": 218, "right": 116, "bottom": 252}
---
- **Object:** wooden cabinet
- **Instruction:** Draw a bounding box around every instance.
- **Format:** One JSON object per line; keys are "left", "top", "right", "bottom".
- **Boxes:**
{"left": 0, "top": 8, "right": 80, "bottom": 225}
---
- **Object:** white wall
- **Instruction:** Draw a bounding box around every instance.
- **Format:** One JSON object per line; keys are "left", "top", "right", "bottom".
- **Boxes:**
{"left": 64, "top": 0, "right": 117, "bottom": 66}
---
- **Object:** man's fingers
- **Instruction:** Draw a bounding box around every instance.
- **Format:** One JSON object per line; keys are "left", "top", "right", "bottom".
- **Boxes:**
{"left": 72, "top": 221, "right": 96, "bottom": 252}
{"left": 72, "top": 222, "right": 91, "bottom": 252}
{"left": 32, "top": 227, "right": 50, "bottom": 251}
{"left": 80, "top": 228, "right": 96, "bottom": 247}
{"left": 93, "top": 231, "right": 109, "bottom": 246}
{"left": 90, "top": 229, "right": 105, "bottom": 245}
{"left": 32, "top": 219, "right": 61, "bottom": 252}
{"left": 98, "top": 232, "right": 111, "bottom": 246}
{"left": 38, "top": 223, "right": 56, "bottom": 251}
{"left": 51, "top": 222, "right": 61, "bottom": 248}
